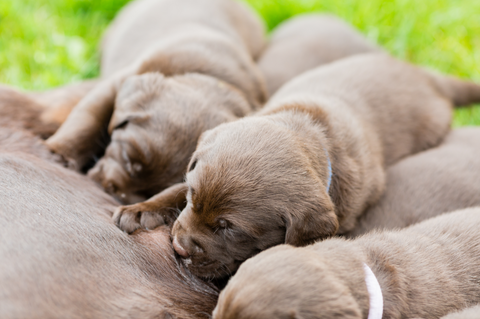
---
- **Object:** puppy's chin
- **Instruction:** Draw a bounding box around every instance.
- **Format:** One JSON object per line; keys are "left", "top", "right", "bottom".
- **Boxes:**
{"left": 87, "top": 164, "right": 148, "bottom": 204}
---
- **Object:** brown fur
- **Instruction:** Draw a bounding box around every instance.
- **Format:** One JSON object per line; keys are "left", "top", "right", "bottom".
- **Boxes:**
{"left": 45, "top": 0, "right": 267, "bottom": 203}
{"left": 30, "top": 79, "right": 99, "bottom": 125}
{"left": 348, "top": 127, "right": 480, "bottom": 237}
{"left": 214, "top": 207, "right": 480, "bottom": 319}
{"left": 258, "top": 13, "right": 380, "bottom": 96}
{"left": 0, "top": 81, "right": 98, "bottom": 139}
{"left": 0, "top": 126, "right": 218, "bottom": 318}
{"left": 116, "top": 53, "right": 480, "bottom": 279}
{"left": 0, "top": 85, "right": 60, "bottom": 139}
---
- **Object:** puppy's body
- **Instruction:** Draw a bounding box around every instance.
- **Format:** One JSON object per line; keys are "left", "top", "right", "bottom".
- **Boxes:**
{"left": 258, "top": 14, "right": 380, "bottom": 96}
{"left": 116, "top": 53, "right": 480, "bottom": 278}
{"left": 0, "top": 86, "right": 58, "bottom": 138}
{"left": 214, "top": 207, "right": 480, "bottom": 319}
{"left": 348, "top": 127, "right": 480, "bottom": 237}
{"left": 0, "top": 129, "right": 218, "bottom": 318}
{"left": 46, "top": 0, "right": 267, "bottom": 203}
{"left": 102, "top": 0, "right": 265, "bottom": 75}
{"left": 0, "top": 81, "right": 99, "bottom": 139}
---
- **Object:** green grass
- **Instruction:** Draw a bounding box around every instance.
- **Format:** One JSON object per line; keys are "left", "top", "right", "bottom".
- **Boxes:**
{"left": 1, "top": 0, "right": 479, "bottom": 125}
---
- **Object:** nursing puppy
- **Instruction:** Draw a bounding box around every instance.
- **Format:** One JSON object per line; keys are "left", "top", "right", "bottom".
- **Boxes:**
{"left": 348, "top": 127, "right": 480, "bottom": 237}
{"left": 214, "top": 207, "right": 480, "bottom": 319}
{"left": 258, "top": 14, "right": 380, "bottom": 96}
{"left": 116, "top": 53, "right": 480, "bottom": 278}
{"left": 0, "top": 133, "right": 218, "bottom": 318}
{"left": 46, "top": 0, "right": 267, "bottom": 203}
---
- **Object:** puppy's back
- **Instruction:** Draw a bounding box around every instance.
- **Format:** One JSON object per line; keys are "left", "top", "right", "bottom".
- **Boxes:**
{"left": 258, "top": 14, "right": 380, "bottom": 96}
{"left": 350, "top": 128, "right": 480, "bottom": 237}
{"left": 101, "top": 0, "right": 265, "bottom": 76}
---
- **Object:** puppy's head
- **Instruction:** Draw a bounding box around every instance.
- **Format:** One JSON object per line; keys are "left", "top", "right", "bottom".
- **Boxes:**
{"left": 171, "top": 115, "right": 337, "bottom": 278}
{"left": 213, "top": 245, "right": 363, "bottom": 319}
{"left": 88, "top": 72, "right": 250, "bottom": 204}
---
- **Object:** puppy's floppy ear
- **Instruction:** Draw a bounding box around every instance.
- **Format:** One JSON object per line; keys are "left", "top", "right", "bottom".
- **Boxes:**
{"left": 284, "top": 205, "right": 339, "bottom": 247}
{"left": 46, "top": 69, "right": 133, "bottom": 170}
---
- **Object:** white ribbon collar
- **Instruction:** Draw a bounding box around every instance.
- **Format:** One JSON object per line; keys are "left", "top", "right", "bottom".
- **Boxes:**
{"left": 363, "top": 263, "right": 383, "bottom": 319}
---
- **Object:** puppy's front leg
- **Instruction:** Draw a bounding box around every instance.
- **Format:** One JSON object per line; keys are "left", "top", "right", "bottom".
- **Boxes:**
{"left": 113, "top": 183, "right": 188, "bottom": 233}
{"left": 45, "top": 69, "right": 133, "bottom": 170}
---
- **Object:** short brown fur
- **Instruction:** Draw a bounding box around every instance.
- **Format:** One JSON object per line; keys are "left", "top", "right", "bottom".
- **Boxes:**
{"left": 214, "top": 207, "right": 480, "bottom": 319}
{"left": 258, "top": 13, "right": 380, "bottom": 96}
{"left": 348, "top": 127, "right": 480, "bottom": 237}
{"left": 45, "top": 0, "right": 267, "bottom": 203}
{"left": 116, "top": 53, "right": 480, "bottom": 278}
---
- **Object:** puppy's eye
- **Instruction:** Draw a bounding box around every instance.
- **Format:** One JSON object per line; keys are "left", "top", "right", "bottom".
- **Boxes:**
{"left": 217, "top": 218, "right": 228, "bottom": 229}
{"left": 114, "top": 119, "right": 129, "bottom": 130}
{"left": 188, "top": 159, "right": 198, "bottom": 172}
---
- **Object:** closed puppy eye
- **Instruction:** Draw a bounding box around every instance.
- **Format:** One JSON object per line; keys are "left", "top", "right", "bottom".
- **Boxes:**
{"left": 114, "top": 119, "right": 129, "bottom": 130}
{"left": 188, "top": 159, "right": 198, "bottom": 172}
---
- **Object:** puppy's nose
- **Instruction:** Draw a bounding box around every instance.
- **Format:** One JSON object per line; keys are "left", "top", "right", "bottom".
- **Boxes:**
{"left": 173, "top": 236, "right": 190, "bottom": 258}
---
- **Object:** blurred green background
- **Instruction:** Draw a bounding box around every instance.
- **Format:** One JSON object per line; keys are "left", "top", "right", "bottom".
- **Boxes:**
{"left": 0, "top": 0, "right": 479, "bottom": 125}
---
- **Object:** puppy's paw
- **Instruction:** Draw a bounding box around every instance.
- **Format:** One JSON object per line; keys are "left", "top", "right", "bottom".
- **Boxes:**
{"left": 45, "top": 144, "right": 79, "bottom": 170}
{"left": 113, "top": 203, "right": 166, "bottom": 234}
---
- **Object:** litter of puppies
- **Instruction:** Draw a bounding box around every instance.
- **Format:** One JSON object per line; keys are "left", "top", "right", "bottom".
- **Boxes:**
{"left": 1, "top": 0, "right": 480, "bottom": 318}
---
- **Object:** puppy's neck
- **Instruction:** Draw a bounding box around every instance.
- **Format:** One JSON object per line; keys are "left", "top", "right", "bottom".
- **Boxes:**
{"left": 311, "top": 240, "right": 371, "bottom": 318}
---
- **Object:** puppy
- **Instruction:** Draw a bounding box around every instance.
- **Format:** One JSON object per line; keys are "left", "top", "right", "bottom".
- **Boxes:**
{"left": 348, "top": 127, "right": 480, "bottom": 237}
{"left": 0, "top": 85, "right": 66, "bottom": 139}
{"left": 0, "top": 81, "right": 98, "bottom": 139}
{"left": 116, "top": 53, "right": 480, "bottom": 278}
{"left": 258, "top": 14, "right": 380, "bottom": 96}
{"left": 0, "top": 130, "right": 218, "bottom": 318}
{"left": 213, "top": 207, "right": 480, "bottom": 319}
{"left": 45, "top": 0, "right": 267, "bottom": 203}
{"left": 440, "top": 305, "right": 480, "bottom": 319}
{"left": 29, "top": 79, "right": 99, "bottom": 126}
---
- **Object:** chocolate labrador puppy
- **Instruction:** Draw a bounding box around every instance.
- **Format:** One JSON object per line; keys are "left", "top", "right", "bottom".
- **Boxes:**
{"left": 213, "top": 207, "right": 480, "bottom": 319}
{"left": 115, "top": 53, "right": 480, "bottom": 279}
{"left": 46, "top": 0, "right": 267, "bottom": 203}
{"left": 0, "top": 82, "right": 97, "bottom": 139}
{"left": 258, "top": 13, "right": 380, "bottom": 96}
{"left": 0, "top": 129, "right": 218, "bottom": 318}
{"left": 348, "top": 127, "right": 480, "bottom": 237}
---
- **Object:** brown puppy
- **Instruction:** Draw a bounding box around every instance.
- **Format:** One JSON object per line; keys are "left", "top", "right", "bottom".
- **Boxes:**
{"left": 29, "top": 79, "right": 99, "bottom": 126}
{"left": 440, "top": 305, "right": 480, "bottom": 319}
{"left": 0, "top": 85, "right": 58, "bottom": 138}
{"left": 46, "top": 0, "right": 267, "bottom": 203}
{"left": 0, "top": 131, "right": 218, "bottom": 318}
{"left": 213, "top": 207, "right": 480, "bottom": 319}
{"left": 0, "top": 81, "right": 98, "bottom": 139}
{"left": 348, "top": 127, "right": 480, "bottom": 237}
{"left": 258, "top": 13, "right": 380, "bottom": 96}
{"left": 116, "top": 53, "right": 480, "bottom": 278}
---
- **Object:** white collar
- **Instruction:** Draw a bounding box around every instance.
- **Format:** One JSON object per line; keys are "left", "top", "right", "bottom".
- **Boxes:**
{"left": 363, "top": 263, "right": 383, "bottom": 319}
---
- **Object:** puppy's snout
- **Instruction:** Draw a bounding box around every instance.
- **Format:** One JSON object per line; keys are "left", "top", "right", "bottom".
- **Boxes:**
{"left": 173, "top": 236, "right": 190, "bottom": 258}
{"left": 173, "top": 234, "right": 204, "bottom": 258}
